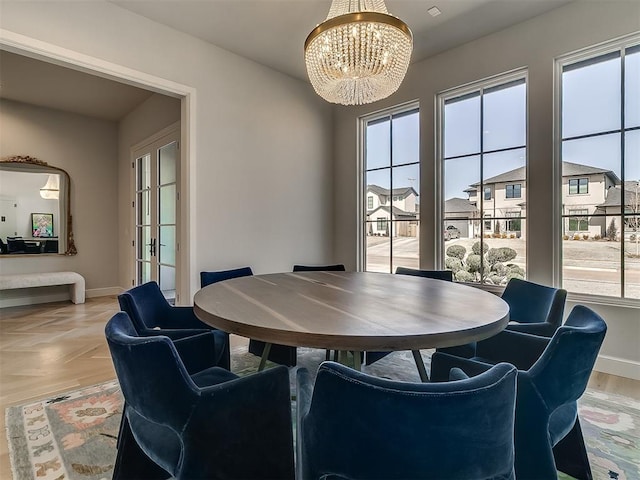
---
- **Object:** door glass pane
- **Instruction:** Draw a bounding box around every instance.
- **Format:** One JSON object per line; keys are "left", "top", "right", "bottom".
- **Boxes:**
{"left": 366, "top": 118, "right": 390, "bottom": 170}
{"left": 159, "top": 184, "right": 176, "bottom": 225}
{"left": 138, "top": 261, "right": 151, "bottom": 285}
{"left": 392, "top": 110, "right": 419, "bottom": 166}
{"left": 625, "top": 47, "right": 640, "bottom": 129}
{"left": 159, "top": 225, "right": 176, "bottom": 266}
{"left": 137, "top": 226, "right": 151, "bottom": 261}
{"left": 159, "top": 265, "right": 176, "bottom": 300}
{"left": 137, "top": 154, "right": 151, "bottom": 190}
{"left": 444, "top": 93, "right": 480, "bottom": 158}
{"left": 563, "top": 53, "right": 621, "bottom": 138}
{"left": 137, "top": 190, "right": 151, "bottom": 226}
{"left": 483, "top": 81, "right": 526, "bottom": 151}
{"left": 365, "top": 226, "right": 390, "bottom": 272}
{"left": 159, "top": 141, "right": 177, "bottom": 185}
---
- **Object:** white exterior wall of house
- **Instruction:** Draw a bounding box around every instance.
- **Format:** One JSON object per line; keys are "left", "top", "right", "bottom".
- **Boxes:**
{"left": 368, "top": 209, "right": 391, "bottom": 236}
{"left": 394, "top": 193, "right": 417, "bottom": 213}
{"left": 562, "top": 173, "right": 613, "bottom": 237}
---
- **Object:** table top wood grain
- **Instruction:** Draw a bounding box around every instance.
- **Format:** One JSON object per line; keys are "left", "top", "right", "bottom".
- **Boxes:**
{"left": 194, "top": 272, "right": 510, "bottom": 351}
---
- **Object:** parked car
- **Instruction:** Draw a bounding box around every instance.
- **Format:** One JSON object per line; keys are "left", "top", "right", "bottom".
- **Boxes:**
{"left": 444, "top": 225, "right": 460, "bottom": 241}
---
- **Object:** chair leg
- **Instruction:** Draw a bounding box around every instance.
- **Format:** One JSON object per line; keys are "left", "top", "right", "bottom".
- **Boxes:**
{"left": 113, "top": 414, "right": 171, "bottom": 480}
{"left": 553, "top": 417, "right": 593, "bottom": 480}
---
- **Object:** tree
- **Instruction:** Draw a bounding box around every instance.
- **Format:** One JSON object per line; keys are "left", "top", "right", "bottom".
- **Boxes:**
{"left": 607, "top": 218, "right": 617, "bottom": 241}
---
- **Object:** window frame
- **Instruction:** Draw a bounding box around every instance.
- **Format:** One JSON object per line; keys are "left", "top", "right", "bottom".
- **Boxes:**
{"left": 568, "top": 178, "right": 589, "bottom": 195}
{"left": 505, "top": 183, "right": 522, "bottom": 199}
{"left": 357, "top": 100, "right": 420, "bottom": 272}
{"left": 553, "top": 32, "right": 640, "bottom": 304}
{"left": 436, "top": 68, "right": 528, "bottom": 280}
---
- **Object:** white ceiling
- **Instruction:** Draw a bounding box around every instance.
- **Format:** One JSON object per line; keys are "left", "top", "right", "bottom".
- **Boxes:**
{"left": 0, "top": 0, "right": 573, "bottom": 119}
{"left": 111, "top": 0, "right": 573, "bottom": 81}
{"left": 0, "top": 50, "right": 154, "bottom": 121}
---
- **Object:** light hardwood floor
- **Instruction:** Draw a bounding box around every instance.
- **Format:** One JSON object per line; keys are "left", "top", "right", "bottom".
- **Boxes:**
{"left": 1, "top": 296, "right": 638, "bottom": 479}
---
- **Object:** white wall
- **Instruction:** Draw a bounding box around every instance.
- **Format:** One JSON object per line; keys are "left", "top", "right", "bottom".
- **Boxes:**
{"left": 0, "top": 0, "right": 334, "bottom": 300}
{"left": 332, "top": 1, "right": 640, "bottom": 379}
{"left": 0, "top": 99, "right": 119, "bottom": 301}
{"left": 117, "top": 93, "right": 181, "bottom": 290}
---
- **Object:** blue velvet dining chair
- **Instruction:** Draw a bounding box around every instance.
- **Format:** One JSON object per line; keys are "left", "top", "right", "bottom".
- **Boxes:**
{"left": 292, "top": 263, "right": 346, "bottom": 272}
{"left": 501, "top": 277, "right": 567, "bottom": 337}
{"left": 106, "top": 312, "right": 295, "bottom": 480}
{"left": 118, "top": 281, "right": 230, "bottom": 368}
{"left": 431, "top": 305, "right": 607, "bottom": 480}
{"left": 200, "top": 266, "right": 298, "bottom": 367}
{"left": 296, "top": 361, "right": 517, "bottom": 480}
{"left": 395, "top": 266, "right": 454, "bottom": 282}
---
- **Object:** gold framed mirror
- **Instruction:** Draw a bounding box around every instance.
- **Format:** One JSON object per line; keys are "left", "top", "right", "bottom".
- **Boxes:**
{"left": 0, "top": 155, "right": 77, "bottom": 255}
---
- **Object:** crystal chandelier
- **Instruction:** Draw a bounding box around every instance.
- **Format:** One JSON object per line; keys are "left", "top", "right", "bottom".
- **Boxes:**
{"left": 304, "top": 0, "right": 413, "bottom": 106}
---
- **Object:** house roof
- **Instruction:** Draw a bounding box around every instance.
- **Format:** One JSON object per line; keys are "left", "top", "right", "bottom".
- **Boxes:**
{"left": 471, "top": 161, "right": 620, "bottom": 187}
{"left": 367, "top": 184, "right": 419, "bottom": 198}
{"left": 597, "top": 181, "right": 640, "bottom": 208}
{"left": 444, "top": 197, "right": 478, "bottom": 213}
{"left": 368, "top": 205, "right": 417, "bottom": 219}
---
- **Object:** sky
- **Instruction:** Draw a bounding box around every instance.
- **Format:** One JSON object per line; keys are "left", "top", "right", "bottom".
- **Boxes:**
{"left": 366, "top": 48, "right": 639, "bottom": 202}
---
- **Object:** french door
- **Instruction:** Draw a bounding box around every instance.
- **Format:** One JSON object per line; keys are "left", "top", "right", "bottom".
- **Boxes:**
{"left": 133, "top": 129, "right": 179, "bottom": 300}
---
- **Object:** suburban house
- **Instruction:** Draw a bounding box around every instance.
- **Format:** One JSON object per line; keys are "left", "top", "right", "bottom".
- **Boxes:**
{"left": 596, "top": 181, "right": 640, "bottom": 240}
{"left": 0, "top": 1, "right": 638, "bottom": 477}
{"left": 448, "top": 161, "right": 630, "bottom": 239}
{"left": 366, "top": 185, "right": 419, "bottom": 236}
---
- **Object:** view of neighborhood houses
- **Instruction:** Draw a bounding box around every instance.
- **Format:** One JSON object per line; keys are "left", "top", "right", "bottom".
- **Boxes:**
{"left": 364, "top": 45, "right": 639, "bottom": 299}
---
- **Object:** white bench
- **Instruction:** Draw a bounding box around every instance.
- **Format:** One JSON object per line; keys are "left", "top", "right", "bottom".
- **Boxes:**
{"left": 0, "top": 272, "right": 86, "bottom": 304}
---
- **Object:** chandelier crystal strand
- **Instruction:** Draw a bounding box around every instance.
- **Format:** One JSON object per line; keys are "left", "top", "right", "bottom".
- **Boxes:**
{"left": 305, "top": 0, "right": 412, "bottom": 105}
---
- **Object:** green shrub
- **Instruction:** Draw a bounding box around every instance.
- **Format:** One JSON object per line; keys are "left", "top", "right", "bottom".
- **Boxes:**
{"left": 446, "top": 244, "right": 466, "bottom": 260}
{"left": 492, "top": 262, "right": 508, "bottom": 276}
{"left": 486, "top": 247, "right": 517, "bottom": 265}
{"left": 455, "top": 270, "right": 475, "bottom": 282}
{"left": 466, "top": 254, "right": 482, "bottom": 273}
{"left": 471, "top": 241, "right": 489, "bottom": 255}
{"left": 506, "top": 265, "right": 525, "bottom": 280}
{"left": 445, "top": 257, "right": 463, "bottom": 273}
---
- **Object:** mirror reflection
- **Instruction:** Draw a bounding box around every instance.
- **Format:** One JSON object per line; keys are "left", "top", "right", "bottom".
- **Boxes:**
{"left": 0, "top": 156, "right": 76, "bottom": 255}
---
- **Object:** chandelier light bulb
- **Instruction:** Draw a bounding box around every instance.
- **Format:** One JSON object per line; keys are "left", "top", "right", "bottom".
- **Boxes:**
{"left": 304, "top": 0, "right": 413, "bottom": 105}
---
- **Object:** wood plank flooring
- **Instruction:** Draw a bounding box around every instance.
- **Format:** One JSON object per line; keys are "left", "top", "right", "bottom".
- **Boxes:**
{"left": 1, "top": 296, "right": 638, "bottom": 479}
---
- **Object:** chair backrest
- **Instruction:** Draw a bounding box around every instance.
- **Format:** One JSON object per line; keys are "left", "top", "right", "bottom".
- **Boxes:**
{"left": 527, "top": 304, "right": 606, "bottom": 410}
{"left": 299, "top": 362, "right": 517, "bottom": 480}
{"left": 118, "top": 281, "right": 169, "bottom": 331}
{"left": 200, "top": 266, "right": 253, "bottom": 288}
{"left": 395, "top": 267, "right": 453, "bottom": 281}
{"left": 105, "top": 312, "right": 197, "bottom": 429}
{"left": 293, "top": 264, "right": 346, "bottom": 272}
{"left": 501, "top": 278, "right": 567, "bottom": 326}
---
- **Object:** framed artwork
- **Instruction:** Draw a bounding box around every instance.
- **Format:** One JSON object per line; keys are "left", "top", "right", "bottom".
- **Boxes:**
{"left": 31, "top": 213, "right": 54, "bottom": 238}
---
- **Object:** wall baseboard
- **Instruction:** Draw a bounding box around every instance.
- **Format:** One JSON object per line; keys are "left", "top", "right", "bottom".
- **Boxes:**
{"left": 0, "top": 286, "right": 122, "bottom": 308}
{"left": 594, "top": 354, "right": 640, "bottom": 381}
{"left": 86, "top": 287, "right": 123, "bottom": 298}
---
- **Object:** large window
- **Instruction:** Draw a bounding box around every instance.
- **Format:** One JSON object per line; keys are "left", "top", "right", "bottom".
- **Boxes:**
{"left": 559, "top": 38, "right": 640, "bottom": 299}
{"left": 439, "top": 71, "right": 527, "bottom": 284}
{"left": 361, "top": 105, "right": 420, "bottom": 273}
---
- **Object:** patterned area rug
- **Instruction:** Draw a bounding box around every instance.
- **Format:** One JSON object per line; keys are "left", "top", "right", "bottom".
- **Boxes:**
{"left": 5, "top": 347, "right": 640, "bottom": 480}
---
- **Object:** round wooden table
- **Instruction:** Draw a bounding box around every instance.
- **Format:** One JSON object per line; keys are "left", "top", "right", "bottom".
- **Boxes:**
{"left": 194, "top": 271, "right": 510, "bottom": 381}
